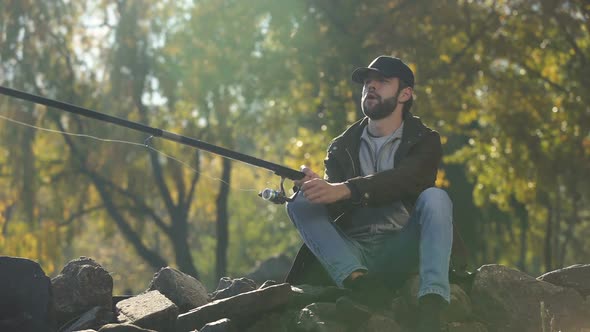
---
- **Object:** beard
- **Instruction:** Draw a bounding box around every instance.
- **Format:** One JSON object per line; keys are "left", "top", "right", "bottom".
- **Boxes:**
{"left": 361, "top": 94, "right": 399, "bottom": 120}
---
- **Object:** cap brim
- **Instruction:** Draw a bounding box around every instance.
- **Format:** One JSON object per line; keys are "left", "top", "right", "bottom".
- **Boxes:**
{"left": 351, "top": 67, "right": 384, "bottom": 84}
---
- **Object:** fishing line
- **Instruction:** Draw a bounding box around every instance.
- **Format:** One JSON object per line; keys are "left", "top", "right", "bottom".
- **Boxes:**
{"left": 0, "top": 85, "right": 302, "bottom": 204}
{"left": 0, "top": 113, "right": 266, "bottom": 193}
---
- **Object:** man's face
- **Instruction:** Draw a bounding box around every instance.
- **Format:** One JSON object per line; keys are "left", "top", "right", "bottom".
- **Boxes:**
{"left": 361, "top": 72, "right": 402, "bottom": 120}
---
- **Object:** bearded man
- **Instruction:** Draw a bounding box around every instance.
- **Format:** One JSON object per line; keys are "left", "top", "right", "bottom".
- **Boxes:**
{"left": 285, "top": 56, "right": 456, "bottom": 332}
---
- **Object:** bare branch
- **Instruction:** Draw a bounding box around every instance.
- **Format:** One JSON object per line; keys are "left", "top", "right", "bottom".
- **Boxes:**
{"left": 90, "top": 170, "right": 168, "bottom": 269}
{"left": 450, "top": 10, "right": 499, "bottom": 65}
{"left": 91, "top": 171, "right": 171, "bottom": 233}
{"left": 554, "top": 12, "right": 588, "bottom": 67}
{"left": 58, "top": 204, "right": 107, "bottom": 226}
{"left": 518, "top": 62, "right": 569, "bottom": 94}
{"left": 1, "top": 203, "right": 15, "bottom": 236}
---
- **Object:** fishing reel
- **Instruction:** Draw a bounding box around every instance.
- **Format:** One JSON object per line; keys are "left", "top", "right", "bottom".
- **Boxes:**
{"left": 259, "top": 177, "right": 298, "bottom": 204}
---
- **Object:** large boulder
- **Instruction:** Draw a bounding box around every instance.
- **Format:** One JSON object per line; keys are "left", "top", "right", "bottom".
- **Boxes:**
{"left": 537, "top": 264, "right": 590, "bottom": 297}
{"left": 296, "top": 302, "right": 348, "bottom": 332}
{"left": 116, "top": 290, "right": 178, "bottom": 332}
{"left": 177, "top": 283, "right": 293, "bottom": 332}
{"left": 363, "top": 314, "right": 403, "bottom": 332}
{"left": 199, "top": 318, "right": 236, "bottom": 332}
{"left": 289, "top": 284, "right": 351, "bottom": 306}
{"left": 446, "top": 321, "right": 488, "bottom": 332}
{"left": 444, "top": 284, "right": 472, "bottom": 323}
{"left": 0, "top": 256, "right": 53, "bottom": 332}
{"left": 98, "top": 323, "right": 157, "bottom": 331}
{"left": 471, "top": 264, "right": 586, "bottom": 332}
{"left": 210, "top": 277, "right": 257, "bottom": 301}
{"left": 146, "top": 267, "right": 208, "bottom": 312}
{"left": 52, "top": 257, "right": 113, "bottom": 325}
{"left": 399, "top": 275, "right": 472, "bottom": 324}
{"left": 244, "top": 309, "right": 300, "bottom": 332}
{"left": 60, "top": 306, "right": 115, "bottom": 332}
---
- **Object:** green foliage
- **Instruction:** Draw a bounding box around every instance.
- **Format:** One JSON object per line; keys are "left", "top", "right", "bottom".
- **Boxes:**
{"left": 0, "top": 0, "right": 588, "bottom": 291}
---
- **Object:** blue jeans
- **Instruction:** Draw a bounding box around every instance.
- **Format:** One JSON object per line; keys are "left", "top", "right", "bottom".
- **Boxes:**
{"left": 286, "top": 187, "right": 453, "bottom": 303}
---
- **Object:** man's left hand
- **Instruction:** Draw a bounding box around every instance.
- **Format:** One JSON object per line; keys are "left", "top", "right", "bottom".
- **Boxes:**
{"left": 301, "top": 178, "right": 351, "bottom": 204}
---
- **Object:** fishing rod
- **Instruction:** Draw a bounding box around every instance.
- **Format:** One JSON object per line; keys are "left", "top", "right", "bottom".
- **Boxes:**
{"left": 0, "top": 85, "right": 304, "bottom": 204}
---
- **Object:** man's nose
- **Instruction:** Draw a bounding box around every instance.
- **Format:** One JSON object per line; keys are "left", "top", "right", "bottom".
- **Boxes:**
{"left": 365, "top": 84, "right": 376, "bottom": 93}
{"left": 364, "top": 80, "right": 377, "bottom": 90}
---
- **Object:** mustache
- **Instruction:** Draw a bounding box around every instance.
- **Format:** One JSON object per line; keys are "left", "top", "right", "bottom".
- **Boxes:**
{"left": 364, "top": 92, "right": 381, "bottom": 100}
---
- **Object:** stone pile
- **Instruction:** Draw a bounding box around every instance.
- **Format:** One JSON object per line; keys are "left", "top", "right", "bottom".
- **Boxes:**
{"left": 1, "top": 255, "right": 589, "bottom": 332}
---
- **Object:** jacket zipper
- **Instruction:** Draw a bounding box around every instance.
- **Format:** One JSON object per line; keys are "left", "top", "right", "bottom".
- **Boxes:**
{"left": 345, "top": 148, "right": 357, "bottom": 177}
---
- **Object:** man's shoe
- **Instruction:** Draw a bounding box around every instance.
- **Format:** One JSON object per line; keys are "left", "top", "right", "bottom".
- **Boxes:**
{"left": 416, "top": 294, "right": 446, "bottom": 332}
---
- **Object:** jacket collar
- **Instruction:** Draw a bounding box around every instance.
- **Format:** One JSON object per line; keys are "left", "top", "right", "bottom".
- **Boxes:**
{"left": 333, "top": 111, "right": 428, "bottom": 148}
{"left": 328, "top": 111, "right": 430, "bottom": 178}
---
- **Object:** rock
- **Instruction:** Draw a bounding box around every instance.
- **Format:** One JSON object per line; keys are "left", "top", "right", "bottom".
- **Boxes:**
{"left": 334, "top": 297, "right": 372, "bottom": 323}
{"left": 298, "top": 302, "right": 339, "bottom": 322}
{"left": 210, "top": 277, "right": 257, "bottom": 301}
{"left": 61, "top": 306, "right": 115, "bottom": 332}
{"left": 259, "top": 280, "right": 279, "bottom": 289}
{"left": 112, "top": 295, "right": 133, "bottom": 311}
{"left": 0, "top": 256, "right": 53, "bottom": 332}
{"left": 538, "top": 264, "right": 590, "bottom": 296}
{"left": 471, "top": 264, "right": 586, "bottom": 332}
{"left": 297, "top": 303, "right": 347, "bottom": 332}
{"left": 446, "top": 321, "right": 488, "bottom": 332}
{"left": 244, "top": 310, "right": 299, "bottom": 332}
{"left": 246, "top": 254, "right": 292, "bottom": 285}
{"left": 116, "top": 290, "right": 178, "bottom": 332}
{"left": 364, "top": 314, "right": 403, "bottom": 332}
{"left": 177, "top": 283, "right": 293, "bottom": 332}
{"left": 290, "top": 284, "right": 351, "bottom": 307}
{"left": 200, "top": 318, "right": 236, "bottom": 332}
{"left": 146, "top": 267, "right": 208, "bottom": 312}
{"left": 52, "top": 257, "right": 113, "bottom": 325}
{"left": 390, "top": 295, "right": 414, "bottom": 326}
{"left": 396, "top": 272, "right": 488, "bottom": 326}
{"left": 443, "top": 284, "right": 472, "bottom": 323}
{"left": 98, "top": 323, "right": 157, "bottom": 331}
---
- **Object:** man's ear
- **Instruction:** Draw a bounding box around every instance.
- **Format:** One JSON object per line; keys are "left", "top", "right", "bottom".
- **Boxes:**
{"left": 400, "top": 87, "right": 413, "bottom": 102}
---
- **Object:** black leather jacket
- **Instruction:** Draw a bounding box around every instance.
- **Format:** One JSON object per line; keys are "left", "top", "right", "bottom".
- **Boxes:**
{"left": 285, "top": 111, "right": 446, "bottom": 285}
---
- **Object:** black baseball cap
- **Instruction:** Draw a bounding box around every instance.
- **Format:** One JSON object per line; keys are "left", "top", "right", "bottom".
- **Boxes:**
{"left": 351, "top": 56, "right": 415, "bottom": 87}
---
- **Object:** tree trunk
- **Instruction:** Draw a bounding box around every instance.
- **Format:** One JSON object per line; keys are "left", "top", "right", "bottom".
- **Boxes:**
{"left": 91, "top": 173, "right": 169, "bottom": 270}
{"left": 171, "top": 220, "right": 200, "bottom": 279}
{"left": 514, "top": 198, "right": 529, "bottom": 272}
{"left": 215, "top": 158, "right": 232, "bottom": 281}
{"left": 553, "top": 187, "right": 562, "bottom": 268}
{"left": 559, "top": 186, "right": 580, "bottom": 267}
{"left": 544, "top": 204, "right": 553, "bottom": 272}
{"left": 21, "top": 123, "right": 36, "bottom": 224}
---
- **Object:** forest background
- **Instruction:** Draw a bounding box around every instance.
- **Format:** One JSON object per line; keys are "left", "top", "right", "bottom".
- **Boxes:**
{"left": 0, "top": 0, "right": 588, "bottom": 293}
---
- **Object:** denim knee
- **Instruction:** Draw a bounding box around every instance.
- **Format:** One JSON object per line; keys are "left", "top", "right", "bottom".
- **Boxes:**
{"left": 286, "top": 193, "right": 309, "bottom": 214}
{"left": 415, "top": 188, "right": 453, "bottom": 220}
{"left": 286, "top": 193, "right": 317, "bottom": 226}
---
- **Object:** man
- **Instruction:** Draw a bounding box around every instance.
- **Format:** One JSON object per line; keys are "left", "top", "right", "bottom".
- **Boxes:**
{"left": 285, "top": 56, "right": 454, "bottom": 332}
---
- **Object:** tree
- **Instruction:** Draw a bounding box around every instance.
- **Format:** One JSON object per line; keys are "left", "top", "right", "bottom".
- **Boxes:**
{"left": 1, "top": 0, "right": 587, "bottom": 287}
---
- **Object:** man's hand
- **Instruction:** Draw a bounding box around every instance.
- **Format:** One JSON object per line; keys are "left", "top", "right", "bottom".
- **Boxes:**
{"left": 294, "top": 165, "right": 320, "bottom": 188}
{"left": 301, "top": 178, "right": 351, "bottom": 204}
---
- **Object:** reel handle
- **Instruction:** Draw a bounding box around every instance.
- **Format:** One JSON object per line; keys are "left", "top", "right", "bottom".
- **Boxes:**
{"left": 259, "top": 188, "right": 287, "bottom": 204}
{"left": 258, "top": 177, "right": 298, "bottom": 204}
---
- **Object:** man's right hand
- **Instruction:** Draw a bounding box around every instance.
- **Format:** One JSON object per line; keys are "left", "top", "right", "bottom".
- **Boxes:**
{"left": 294, "top": 165, "right": 320, "bottom": 188}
